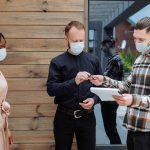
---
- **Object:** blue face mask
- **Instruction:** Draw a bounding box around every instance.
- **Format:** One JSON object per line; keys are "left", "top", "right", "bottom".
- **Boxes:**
{"left": 135, "top": 42, "right": 150, "bottom": 54}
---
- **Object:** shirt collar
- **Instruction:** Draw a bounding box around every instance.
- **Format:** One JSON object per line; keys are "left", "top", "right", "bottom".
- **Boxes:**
{"left": 142, "top": 49, "right": 150, "bottom": 57}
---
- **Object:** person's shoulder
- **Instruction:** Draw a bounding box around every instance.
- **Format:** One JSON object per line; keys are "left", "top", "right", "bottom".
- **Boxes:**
{"left": 134, "top": 55, "right": 142, "bottom": 64}
{"left": 51, "top": 51, "right": 67, "bottom": 63}
{"left": 83, "top": 51, "right": 99, "bottom": 60}
{"left": 82, "top": 51, "right": 100, "bottom": 66}
{"left": 113, "top": 54, "right": 122, "bottom": 62}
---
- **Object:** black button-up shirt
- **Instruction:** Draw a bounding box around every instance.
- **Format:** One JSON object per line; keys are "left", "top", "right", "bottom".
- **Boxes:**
{"left": 47, "top": 51, "right": 101, "bottom": 110}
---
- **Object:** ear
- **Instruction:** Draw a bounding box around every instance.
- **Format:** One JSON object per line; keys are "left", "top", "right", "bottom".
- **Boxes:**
{"left": 64, "top": 35, "right": 67, "bottom": 40}
{"left": 105, "top": 43, "right": 110, "bottom": 49}
{"left": 64, "top": 35, "right": 69, "bottom": 47}
{"left": 65, "top": 35, "right": 69, "bottom": 42}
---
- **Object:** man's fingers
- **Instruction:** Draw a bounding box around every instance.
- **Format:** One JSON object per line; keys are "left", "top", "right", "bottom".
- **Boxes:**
{"left": 113, "top": 95, "right": 124, "bottom": 100}
{"left": 113, "top": 97, "right": 126, "bottom": 105}
{"left": 77, "top": 74, "right": 89, "bottom": 81}
{"left": 81, "top": 72, "right": 90, "bottom": 79}
{"left": 83, "top": 99, "right": 89, "bottom": 103}
{"left": 79, "top": 98, "right": 94, "bottom": 110}
{"left": 83, "top": 71, "right": 91, "bottom": 77}
{"left": 79, "top": 102, "right": 91, "bottom": 109}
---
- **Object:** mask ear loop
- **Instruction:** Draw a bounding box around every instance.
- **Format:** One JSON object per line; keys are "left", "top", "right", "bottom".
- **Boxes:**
{"left": 147, "top": 41, "right": 150, "bottom": 46}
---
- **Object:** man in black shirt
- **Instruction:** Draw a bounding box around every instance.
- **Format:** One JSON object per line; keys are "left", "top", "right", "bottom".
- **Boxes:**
{"left": 47, "top": 21, "right": 101, "bottom": 150}
{"left": 100, "top": 39, "right": 123, "bottom": 144}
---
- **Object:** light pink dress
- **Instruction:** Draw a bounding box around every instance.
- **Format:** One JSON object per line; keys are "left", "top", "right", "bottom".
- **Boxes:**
{"left": 0, "top": 72, "right": 10, "bottom": 150}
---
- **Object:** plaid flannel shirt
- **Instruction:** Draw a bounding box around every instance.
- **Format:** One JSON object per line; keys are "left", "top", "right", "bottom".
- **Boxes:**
{"left": 102, "top": 52, "right": 150, "bottom": 132}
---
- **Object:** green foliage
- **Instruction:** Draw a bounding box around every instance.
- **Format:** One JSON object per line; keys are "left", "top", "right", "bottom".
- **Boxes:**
{"left": 119, "top": 48, "right": 140, "bottom": 72}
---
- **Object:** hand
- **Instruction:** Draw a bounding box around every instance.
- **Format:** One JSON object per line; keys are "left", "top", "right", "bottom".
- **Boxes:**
{"left": 75, "top": 71, "right": 91, "bottom": 85}
{"left": 112, "top": 94, "right": 133, "bottom": 106}
{"left": 79, "top": 98, "right": 94, "bottom": 110}
{"left": 89, "top": 75, "right": 104, "bottom": 86}
{"left": 8, "top": 129, "right": 13, "bottom": 146}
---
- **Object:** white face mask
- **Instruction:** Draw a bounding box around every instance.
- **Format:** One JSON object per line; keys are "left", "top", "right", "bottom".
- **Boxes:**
{"left": 69, "top": 42, "right": 84, "bottom": 56}
{"left": 135, "top": 42, "right": 150, "bottom": 54}
{"left": 0, "top": 48, "right": 7, "bottom": 61}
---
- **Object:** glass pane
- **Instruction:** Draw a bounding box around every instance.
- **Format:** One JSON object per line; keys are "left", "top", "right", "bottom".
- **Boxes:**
{"left": 89, "top": 29, "right": 95, "bottom": 40}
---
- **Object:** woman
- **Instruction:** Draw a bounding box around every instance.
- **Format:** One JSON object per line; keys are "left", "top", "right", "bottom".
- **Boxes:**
{"left": 0, "top": 33, "right": 12, "bottom": 150}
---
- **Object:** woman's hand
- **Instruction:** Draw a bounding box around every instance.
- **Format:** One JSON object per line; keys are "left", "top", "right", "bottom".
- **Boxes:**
{"left": 8, "top": 129, "right": 13, "bottom": 146}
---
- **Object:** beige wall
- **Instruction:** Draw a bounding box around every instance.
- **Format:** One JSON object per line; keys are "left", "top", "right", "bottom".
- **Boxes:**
{"left": 0, "top": 0, "right": 86, "bottom": 149}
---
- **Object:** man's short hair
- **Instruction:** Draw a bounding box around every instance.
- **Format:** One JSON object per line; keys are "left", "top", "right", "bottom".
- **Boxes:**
{"left": 64, "top": 21, "right": 85, "bottom": 36}
{"left": 101, "top": 38, "right": 115, "bottom": 48}
{"left": 134, "top": 17, "right": 150, "bottom": 33}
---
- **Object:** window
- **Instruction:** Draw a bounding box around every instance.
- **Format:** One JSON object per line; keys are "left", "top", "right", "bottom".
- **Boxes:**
{"left": 88, "top": 29, "right": 95, "bottom": 52}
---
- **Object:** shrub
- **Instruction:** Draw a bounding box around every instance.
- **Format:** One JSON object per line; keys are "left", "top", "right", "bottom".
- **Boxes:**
{"left": 119, "top": 47, "right": 140, "bottom": 72}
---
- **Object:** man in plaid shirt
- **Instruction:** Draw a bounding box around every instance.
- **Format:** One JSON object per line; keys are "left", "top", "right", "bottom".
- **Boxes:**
{"left": 90, "top": 17, "right": 150, "bottom": 150}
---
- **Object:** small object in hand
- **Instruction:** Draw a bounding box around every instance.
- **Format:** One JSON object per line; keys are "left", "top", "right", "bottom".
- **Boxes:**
{"left": 83, "top": 101, "right": 88, "bottom": 104}
{"left": 87, "top": 73, "right": 95, "bottom": 79}
{"left": 87, "top": 74, "right": 91, "bottom": 77}
{"left": 91, "top": 75, "right": 96, "bottom": 80}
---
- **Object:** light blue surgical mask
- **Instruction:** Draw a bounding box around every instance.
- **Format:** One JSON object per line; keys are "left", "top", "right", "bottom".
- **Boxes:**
{"left": 0, "top": 48, "right": 7, "bottom": 61}
{"left": 68, "top": 42, "right": 84, "bottom": 56}
{"left": 135, "top": 42, "right": 150, "bottom": 54}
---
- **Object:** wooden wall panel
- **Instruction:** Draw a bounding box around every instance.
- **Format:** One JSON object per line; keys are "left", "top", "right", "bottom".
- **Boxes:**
{"left": 11, "top": 130, "right": 75, "bottom": 144}
{"left": 10, "top": 104, "right": 56, "bottom": 117}
{"left": 6, "top": 39, "right": 66, "bottom": 52}
{"left": 10, "top": 143, "right": 54, "bottom": 150}
{"left": 0, "top": 26, "right": 65, "bottom": 39}
{"left": 10, "top": 143, "right": 55, "bottom": 150}
{"left": 2, "top": 52, "right": 62, "bottom": 65}
{"left": 10, "top": 143, "right": 77, "bottom": 150}
{"left": 0, "top": 12, "right": 84, "bottom": 25}
{"left": 1, "top": 65, "right": 49, "bottom": 78}
{"left": 9, "top": 117, "right": 53, "bottom": 130}
{"left": 0, "top": 0, "right": 84, "bottom": 12}
{"left": 7, "top": 91, "right": 53, "bottom": 104}
{"left": 0, "top": 0, "right": 86, "bottom": 149}
{"left": 11, "top": 131, "right": 54, "bottom": 143}
{"left": 7, "top": 78, "right": 47, "bottom": 91}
